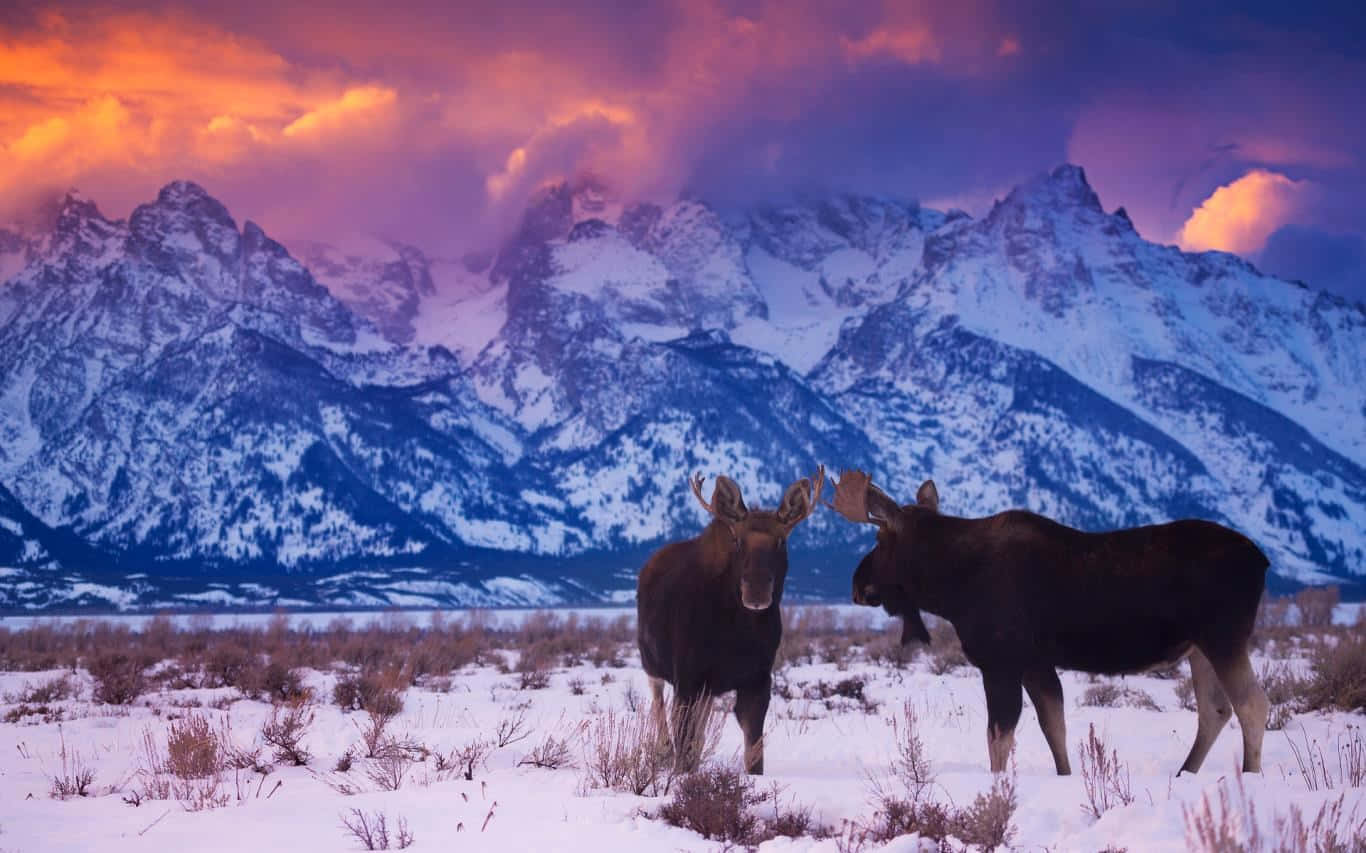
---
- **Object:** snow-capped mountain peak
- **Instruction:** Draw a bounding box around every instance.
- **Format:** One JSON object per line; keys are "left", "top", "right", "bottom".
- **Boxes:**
{"left": 0, "top": 165, "right": 1360, "bottom": 611}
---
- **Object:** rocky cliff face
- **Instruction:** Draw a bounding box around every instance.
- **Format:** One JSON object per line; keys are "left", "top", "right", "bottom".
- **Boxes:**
{"left": 0, "top": 166, "right": 1361, "bottom": 610}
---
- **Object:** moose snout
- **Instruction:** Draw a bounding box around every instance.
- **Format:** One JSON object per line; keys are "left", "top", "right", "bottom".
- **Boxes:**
{"left": 740, "top": 579, "right": 773, "bottom": 611}
{"left": 852, "top": 582, "right": 881, "bottom": 607}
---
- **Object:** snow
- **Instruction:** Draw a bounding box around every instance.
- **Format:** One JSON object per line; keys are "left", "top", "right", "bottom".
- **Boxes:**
{"left": 1, "top": 610, "right": 1363, "bottom": 852}
{"left": 410, "top": 279, "right": 508, "bottom": 361}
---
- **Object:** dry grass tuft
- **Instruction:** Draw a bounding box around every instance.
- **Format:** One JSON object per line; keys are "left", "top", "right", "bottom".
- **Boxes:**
{"left": 47, "top": 727, "right": 95, "bottom": 799}
{"left": 1079, "top": 723, "right": 1135, "bottom": 819}
{"left": 1184, "top": 765, "right": 1366, "bottom": 852}
{"left": 340, "top": 809, "right": 414, "bottom": 850}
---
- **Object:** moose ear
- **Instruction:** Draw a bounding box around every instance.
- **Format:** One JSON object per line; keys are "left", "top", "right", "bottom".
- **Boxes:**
{"left": 915, "top": 480, "right": 939, "bottom": 512}
{"left": 777, "top": 478, "right": 812, "bottom": 527}
{"left": 712, "top": 476, "right": 748, "bottom": 524}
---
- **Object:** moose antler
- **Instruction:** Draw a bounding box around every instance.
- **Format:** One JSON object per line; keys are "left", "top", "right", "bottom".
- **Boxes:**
{"left": 689, "top": 473, "right": 715, "bottom": 516}
{"left": 827, "top": 469, "right": 873, "bottom": 523}
{"left": 808, "top": 463, "right": 826, "bottom": 516}
{"left": 826, "top": 468, "right": 903, "bottom": 531}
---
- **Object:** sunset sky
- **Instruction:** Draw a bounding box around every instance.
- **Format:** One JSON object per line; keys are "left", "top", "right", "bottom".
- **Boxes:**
{"left": 2, "top": 0, "right": 1364, "bottom": 301}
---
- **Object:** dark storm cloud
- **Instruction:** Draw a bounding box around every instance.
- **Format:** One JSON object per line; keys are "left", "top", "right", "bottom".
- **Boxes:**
{"left": 1259, "top": 226, "right": 1366, "bottom": 306}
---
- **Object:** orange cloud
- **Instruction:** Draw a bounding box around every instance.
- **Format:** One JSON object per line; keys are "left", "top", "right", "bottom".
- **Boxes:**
{"left": 1177, "top": 169, "right": 1308, "bottom": 254}
{"left": 282, "top": 86, "right": 398, "bottom": 139}
{"left": 0, "top": 1, "right": 1023, "bottom": 249}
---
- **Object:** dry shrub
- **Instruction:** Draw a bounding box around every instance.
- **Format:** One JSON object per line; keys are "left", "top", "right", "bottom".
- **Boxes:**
{"left": 4, "top": 674, "right": 77, "bottom": 704}
{"left": 135, "top": 714, "right": 236, "bottom": 811}
{"left": 582, "top": 706, "right": 674, "bottom": 796}
{"left": 1184, "top": 766, "right": 1366, "bottom": 852}
{"left": 844, "top": 706, "right": 1018, "bottom": 853}
{"left": 889, "top": 699, "right": 934, "bottom": 801}
{"left": 803, "top": 676, "right": 879, "bottom": 714}
{"left": 516, "top": 639, "right": 557, "bottom": 682}
{"left": 435, "top": 738, "right": 491, "bottom": 781}
{"left": 1262, "top": 662, "right": 1308, "bottom": 707}
{"left": 777, "top": 606, "right": 837, "bottom": 666}
{"left": 88, "top": 652, "right": 148, "bottom": 705}
{"left": 4, "top": 703, "right": 64, "bottom": 725}
{"left": 1258, "top": 595, "right": 1294, "bottom": 631}
{"left": 518, "top": 667, "right": 552, "bottom": 691}
{"left": 365, "top": 752, "right": 415, "bottom": 792}
{"left": 1081, "top": 682, "right": 1162, "bottom": 711}
{"left": 354, "top": 691, "right": 418, "bottom": 761}
{"left": 251, "top": 661, "right": 308, "bottom": 703}
{"left": 1302, "top": 629, "right": 1366, "bottom": 713}
{"left": 261, "top": 700, "right": 314, "bottom": 766}
{"left": 1260, "top": 661, "right": 1307, "bottom": 730}
{"left": 216, "top": 716, "right": 266, "bottom": 773}
{"left": 334, "top": 748, "right": 355, "bottom": 773}
{"left": 519, "top": 730, "right": 580, "bottom": 770}
{"left": 846, "top": 774, "right": 1017, "bottom": 853}
{"left": 1296, "top": 586, "right": 1340, "bottom": 629}
{"left": 865, "top": 621, "right": 917, "bottom": 669}
{"left": 340, "top": 809, "right": 414, "bottom": 850}
{"left": 658, "top": 764, "right": 767, "bottom": 845}
{"left": 927, "top": 621, "right": 968, "bottom": 675}
{"left": 1079, "top": 723, "right": 1135, "bottom": 819}
{"left": 1176, "top": 674, "right": 1198, "bottom": 711}
{"left": 202, "top": 642, "right": 255, "bottom": 690}
{"left": 581, "top": 699, "right": 722, "bottom": 797}
{"left": 333, "top": 671, "right": 404, "bottom": 715}
{"left": 166, "top": 711, "right": 220, "bottom": 779}
{"left": 955, "top": 769, "right": 1019, "bottom": 852}
{"left": 511, "top": 611, "right": 632, "bottom": 670}
{"left": 494, "top": 706, "right": 533, "bottom": 748}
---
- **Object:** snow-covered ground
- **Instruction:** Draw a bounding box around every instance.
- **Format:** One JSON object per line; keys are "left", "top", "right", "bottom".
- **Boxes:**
{"left": 1, "top": 610, "right": 1363, "bottom": 851}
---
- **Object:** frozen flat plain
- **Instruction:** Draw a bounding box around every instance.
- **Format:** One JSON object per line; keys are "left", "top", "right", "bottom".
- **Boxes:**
{"left": 0, "top": 606, "right": 1363, "bottom": 851}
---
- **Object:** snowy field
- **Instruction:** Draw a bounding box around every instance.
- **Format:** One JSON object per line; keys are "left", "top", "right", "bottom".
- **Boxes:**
{"left": 1, "top": 607, "right": 1363, "bottom": 851}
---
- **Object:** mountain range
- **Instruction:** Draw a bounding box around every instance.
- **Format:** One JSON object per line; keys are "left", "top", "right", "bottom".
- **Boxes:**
{"left": 0, "top": 165, "right": 1362, "bottom": 612}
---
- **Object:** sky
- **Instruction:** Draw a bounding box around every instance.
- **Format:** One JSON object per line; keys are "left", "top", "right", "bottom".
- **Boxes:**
{"left": 1, "top": 0, "right": 1364, "bottom": 302}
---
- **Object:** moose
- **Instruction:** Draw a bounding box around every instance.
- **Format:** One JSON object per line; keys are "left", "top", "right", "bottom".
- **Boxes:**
{"left": 636, "top": 465, "right": 824, "bottom": 775}
{"left": 827, "top": 469, "right": 1270, "bottom": 776}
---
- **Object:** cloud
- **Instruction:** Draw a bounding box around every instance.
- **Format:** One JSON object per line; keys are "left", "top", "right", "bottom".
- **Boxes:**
{"left": 1258, "top": 225, "right": 1366, "bottom": 304}
{"left": 0, "top": 0, "right": 1361, "bottom": 278}
{"left": 841, "top": 26, "right": 941, "bottom": 66}
{"left": 1177, "top": 169, "right": 1309, "bottom": 255}
{"left": 282, "top": 86, "right": 398, "bottom": 139}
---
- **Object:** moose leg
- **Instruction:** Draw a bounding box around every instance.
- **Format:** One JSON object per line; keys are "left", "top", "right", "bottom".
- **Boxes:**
{"left": 1022, "top": 667, "right": 1070, "bottom": 775}
{"left": 648, "top": 677, "right": 670, "bottom": 745}
{"left": 981, "top": 668, "right": 1023, "bottom": 773}
{"left": 1178, "top": 647, "right": 1233, "bottom": 774}
{"left": 1207, "top": 648, "right": 1269, "bottom": 773}
{"left": 734, "top": 679, "right": 771, "bottom": 775}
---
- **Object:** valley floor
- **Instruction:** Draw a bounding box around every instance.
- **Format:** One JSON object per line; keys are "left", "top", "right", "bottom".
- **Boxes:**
{"left": 0, "top": 609, "right": 1363, "bottom": 851}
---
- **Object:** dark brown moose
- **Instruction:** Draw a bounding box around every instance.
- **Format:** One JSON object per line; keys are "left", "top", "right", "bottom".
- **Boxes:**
{"left": 636, "top": 465, "right": 824, "bottom": 775}
{"left": 828, "top": 469, "right": 1270, "bottom": 776}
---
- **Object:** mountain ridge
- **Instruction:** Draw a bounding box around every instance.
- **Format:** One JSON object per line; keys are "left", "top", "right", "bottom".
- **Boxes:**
{"left": 0, "top": 165, "right": 1361, "bottom": 611}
